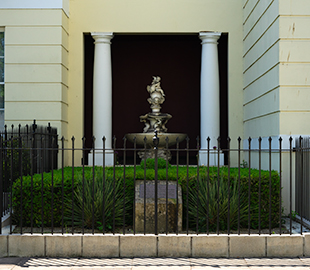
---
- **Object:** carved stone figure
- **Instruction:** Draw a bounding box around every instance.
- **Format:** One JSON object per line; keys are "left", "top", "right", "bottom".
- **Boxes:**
{"left": 146, "top": 76, "right": 165, "bottom": 113}
{"left": 126, "top": 76, "right": 186, "bottom": 161}
{"left": 140, "top": 76, "right": 171, "bottom": 133}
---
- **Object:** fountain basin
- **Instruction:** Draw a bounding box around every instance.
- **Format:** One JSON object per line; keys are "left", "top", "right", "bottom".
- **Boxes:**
{"left": 126, "top": 133, "right": 187, "bottom": 148}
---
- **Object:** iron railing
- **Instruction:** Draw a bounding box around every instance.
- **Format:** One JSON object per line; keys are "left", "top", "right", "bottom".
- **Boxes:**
{"left": 1, "top": 131, "right": 309, "bottom": 235}
{"left": 295, "top": 136, "right": 310, "bottom": 225}
{"left": 0, "top": 121, "right": 58, "bottom": 226}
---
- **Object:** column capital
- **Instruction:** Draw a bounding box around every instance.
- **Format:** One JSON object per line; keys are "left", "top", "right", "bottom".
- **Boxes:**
{"left": 91, "top": 32, "right": 114, "bottom": 44}
{"left": 199, "top": 32, "right": 221, "bottom": 45}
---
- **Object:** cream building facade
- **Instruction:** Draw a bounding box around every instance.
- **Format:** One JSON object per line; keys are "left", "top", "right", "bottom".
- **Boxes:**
{"left": 0, "top": 0, "right": 309, "bottom": 169}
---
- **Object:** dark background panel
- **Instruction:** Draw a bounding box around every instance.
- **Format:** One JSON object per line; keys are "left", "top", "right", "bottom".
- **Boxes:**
{"left": 84, "top": 34, "right": 228, "bottom": 165}
{"left": 111, "top": 35, "right": 201, "bottom": 147}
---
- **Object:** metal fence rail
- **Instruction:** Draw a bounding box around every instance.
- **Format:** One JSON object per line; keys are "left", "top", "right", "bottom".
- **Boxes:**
{"left": 1, "top": 131, "right": 309, "bottom": 235}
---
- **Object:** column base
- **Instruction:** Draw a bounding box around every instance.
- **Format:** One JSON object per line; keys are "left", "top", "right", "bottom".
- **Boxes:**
{"left": 199, "top": 150, "right": 224, "bottom": 166}
{"left": 88, "top": 150, "right": 114, "bottom": 166}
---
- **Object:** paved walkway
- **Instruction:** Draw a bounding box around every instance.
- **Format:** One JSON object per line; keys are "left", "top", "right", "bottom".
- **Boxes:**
{"left": 0, "top": 257, "right": 310, "bottom": 269}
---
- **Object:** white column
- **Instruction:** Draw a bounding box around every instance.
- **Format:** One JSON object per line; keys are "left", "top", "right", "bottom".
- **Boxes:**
{"left": 89, "top": 32, "right": 114, "bottom": 166}
{"left": 199, "top": 32, "right": 223, "bottom": 166}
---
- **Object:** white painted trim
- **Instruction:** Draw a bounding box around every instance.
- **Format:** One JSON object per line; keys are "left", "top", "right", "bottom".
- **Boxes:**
{"left": 0, "top": 0, "right": 69, "bottom": 17}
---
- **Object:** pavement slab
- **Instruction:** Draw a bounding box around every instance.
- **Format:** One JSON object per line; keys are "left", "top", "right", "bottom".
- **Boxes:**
{"left": 191, "top": 258, "right": 250, "bottom": 270}
{"left": 0, "top": 257, "right": 309, "bottom": 269}
{"left": 0, "top": 257, "right": 27, "bottom": 270}
{"left": 245, "top": 258, "right": 310, "bottom": 270}
{"left": 132, "top": 257, "right": 191, "bottom": 269}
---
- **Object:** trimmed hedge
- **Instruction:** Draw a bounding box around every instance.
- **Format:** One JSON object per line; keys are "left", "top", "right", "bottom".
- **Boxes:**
{"left": 2, "top": 139, "right": 31, "bottom": 192}
{"left": 12, "top": 167, "right": 135, "bottom": 227}
{"left": 12, "top": 166, "right": 281, "bottom": 230}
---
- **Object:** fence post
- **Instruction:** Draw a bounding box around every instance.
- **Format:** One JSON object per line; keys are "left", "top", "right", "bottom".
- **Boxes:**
{"left": 32, "top": 120, "right": 37, "bottom": 175}
{"left": 279, "top": 137, "right": 282, "bottom": 235}
{"left": 165, "top": 136, "right": 169, "bottom": 235}
{"left": 143, "top": 136, "right": 147, "bottom": 235}
{"left": 217, "top": 136, "right": 220, "bottom": 235}
{"left": 196, "top": 136, "right": 200, "bottom": 235}
{"left": 289, "top": 136, "right": 293, "bottom": 235}
{"left": 248, "top": 137, "right": 251, "bottom": 235}
{"left": 102, "top": 136, "right": 106, "bottom": 235}
{"left": 4, "top": 125, "right": 7, "bottom": 209}
{"left": 0, "top": 135, "right": 3, "bottom": 235}
{"left": 227, "top": 137, "right": 231, "bottom": 235}
{"left": 186, "top": 136, "right": 190, "bottom": 235}
{"left": 176, "top": 137, "right": 179, "bottom": 235}
{"left": 153, "top": 130, "right": 159, "bottom": 235}
{"left": 300, "top": 136, "right": 303, "bottom": 234}
{"left": 47, "top": 123, "right": 52, "bottom": 172}
{"left": 112, "top": 136, "right": 116, "bottom": 235}
{"left": 133, "top": 136, "right": 136, "bottom": 235}
{"left": 9, "top": 130, "right": 14, "bottom": 234}
{"left": 268, "top": 136, "right": 272, "bottom": 235}
{"left": 123, "top": 136, "right": 127, "bottom": 235}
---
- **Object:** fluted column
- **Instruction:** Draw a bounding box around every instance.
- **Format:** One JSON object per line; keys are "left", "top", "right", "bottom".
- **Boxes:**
{"left": 199, "top": 32, "right": 223, "bottom": 166}
{"left": 90, "top": 32, "right": 114, "bottom": 166}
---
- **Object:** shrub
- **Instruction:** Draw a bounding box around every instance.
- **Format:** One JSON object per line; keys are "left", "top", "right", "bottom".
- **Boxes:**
{"left": 140, "top": 158, "right": 170, "bottom": 169}
{"left": 12, "top": 168, "right": 73, "bottom": 227}
{"left": 12, "top": 167, "right": 134, "bottom": 229}
{"left": 188, "top": 175, "right": 250, "bottom": 232}
{"left": 64, "top": 171, "right": 132, "bottom": 231}
{"left": 12, "top": 166, "right": 281, "bottom": 231}
{"left": 184, "top": 168, "right": 282, "bottom": 231}
{"left": 2, "top": 138, "right": 31, "bottom": 191}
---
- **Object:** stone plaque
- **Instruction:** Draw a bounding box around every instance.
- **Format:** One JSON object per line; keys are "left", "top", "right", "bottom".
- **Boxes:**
{"left": 139, "top": 183, "right": 177, "bottom": 199}
{"left": 135, "top": 180, "right": 182, "bottom": 233}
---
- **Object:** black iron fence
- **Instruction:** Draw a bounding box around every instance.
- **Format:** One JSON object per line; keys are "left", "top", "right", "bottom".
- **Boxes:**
{"left": 1, "top": 131, "right": 310, "bottom": 235}
{"left": 295, "top": 136, "right": 310, "bottom": 226}
{"left": 0, "top": 121, "right": 58, "bottom": 224}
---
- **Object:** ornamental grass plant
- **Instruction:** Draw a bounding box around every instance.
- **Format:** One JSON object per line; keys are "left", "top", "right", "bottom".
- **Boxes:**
{"left": 64, "top": 171, "right": 132, "bottom": 231}
{"left": 187, "top": 175, "right": 250, "bottom": 232}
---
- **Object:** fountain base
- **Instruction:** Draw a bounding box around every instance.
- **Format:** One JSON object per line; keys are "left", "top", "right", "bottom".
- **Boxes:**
{"left": 138, "top": 148, "right": 172, "bottom": 161}
{"left": 126, "top": 133, "right": 187, "bottom": 161}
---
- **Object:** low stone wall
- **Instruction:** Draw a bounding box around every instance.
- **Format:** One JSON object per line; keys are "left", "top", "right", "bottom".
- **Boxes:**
{"left": 0, "top": 234, "right": 309, "bottom": 258}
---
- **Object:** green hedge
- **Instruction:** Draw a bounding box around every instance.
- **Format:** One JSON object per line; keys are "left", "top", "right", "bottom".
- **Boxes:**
{"left": 12, "top": 169, "right": 73, "bottom": 227}
{"left": 2, "top": 139, "right": 31, "bottom": 192}
{"left": 12, "top": 166, "right": 281, "bottom": 230}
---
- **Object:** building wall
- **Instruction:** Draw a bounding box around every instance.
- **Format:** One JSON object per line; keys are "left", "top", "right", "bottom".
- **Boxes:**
{"left": 0, "top": 8, "right": 69, "bottom": 138}
{"left": 0, "top": 0, "right": 245, "bottom": 166}
{"left": 68, "top": 0, "right": 244, "bottom": 165}
{"left": 243, "top": 0, "right": 310, "bottom": 214}
{"left": 278, "top": 0, "right": 310, "bottom": 214}
{"left": 279, "top": 0, "right": 310, "bottom": 136}
{"left": 243, "top": 0, "right": 310, "bottom": 139}
{"left": 243, "top": 0, "right": 280, "bottom": 139}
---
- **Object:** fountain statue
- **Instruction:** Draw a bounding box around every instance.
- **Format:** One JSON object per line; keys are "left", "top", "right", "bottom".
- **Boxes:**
{"left": 126, "top": 76, "right": 187, "bottom": 160}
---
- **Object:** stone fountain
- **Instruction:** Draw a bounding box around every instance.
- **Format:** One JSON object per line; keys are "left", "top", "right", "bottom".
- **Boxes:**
{"left": 126, "top": 76, "right": 187, "bottom": 160}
